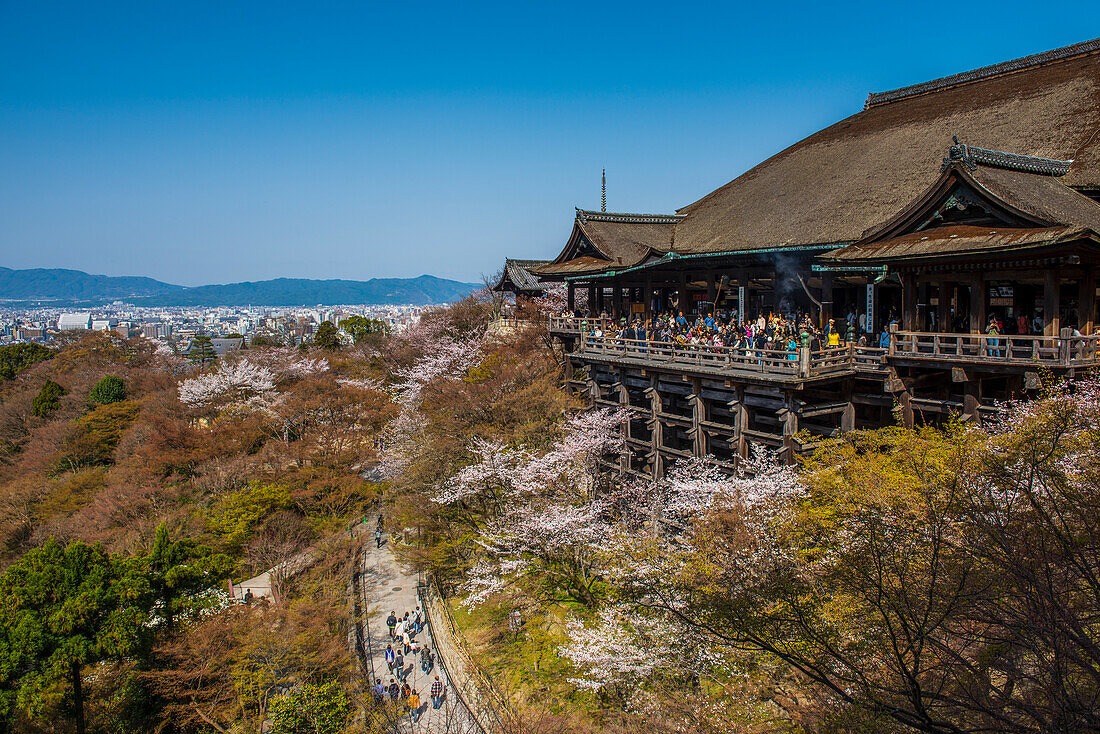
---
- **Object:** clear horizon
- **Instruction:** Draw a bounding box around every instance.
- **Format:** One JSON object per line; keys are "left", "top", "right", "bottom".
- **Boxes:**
{"left": 2, "top": 1, "right": 1098, "bottom": 286}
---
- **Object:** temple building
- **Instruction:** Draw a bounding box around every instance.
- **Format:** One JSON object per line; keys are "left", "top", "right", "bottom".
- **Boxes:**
{"left": 508, "top": 38, "right": 1100, "bottom": 477}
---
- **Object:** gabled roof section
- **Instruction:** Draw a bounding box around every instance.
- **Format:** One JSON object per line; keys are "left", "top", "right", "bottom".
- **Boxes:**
{"left": 823, "top": 225, "right": 1099, "bottom": 264}
{"left": 865, "top": 38, "right": 1100, "bottom": 109}
{"left": 672, "top": 39, "right": 1100, "bottom": 256}
{"left": 532, "top": 208, "right": 682, "bottom": 278}
{"left": 823, "top": 142, "right": 1100, "bottom": 263}
{"left": 492, "top": 259, "right": 549, "bottom": 293}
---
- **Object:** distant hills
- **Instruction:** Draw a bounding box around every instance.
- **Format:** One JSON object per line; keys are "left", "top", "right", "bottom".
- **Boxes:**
{"left": 0, "top": 267, "right": 481, "bottom": 306}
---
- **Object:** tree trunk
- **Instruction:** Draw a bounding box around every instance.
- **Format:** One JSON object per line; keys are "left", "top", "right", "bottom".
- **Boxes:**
{"left": 71, "top": 661, "right": 85, "bottom": 734}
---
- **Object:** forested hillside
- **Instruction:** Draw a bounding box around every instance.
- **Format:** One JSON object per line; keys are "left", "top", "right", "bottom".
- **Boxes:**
{"left": 0, "top": 331, "right": 393, "bottom": 733}
{"left": 1, "top": 296, "right": 1098, "bottom": 734}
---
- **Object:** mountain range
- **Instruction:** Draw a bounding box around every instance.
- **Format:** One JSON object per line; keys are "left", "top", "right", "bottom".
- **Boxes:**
{"left": 0, "top": 267, "right": 481, "bottom": 306}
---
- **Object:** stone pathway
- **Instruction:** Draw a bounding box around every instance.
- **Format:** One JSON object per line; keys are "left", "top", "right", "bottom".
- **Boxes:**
{"left": 360, "top": 526, "right": 479, "bottom": 733}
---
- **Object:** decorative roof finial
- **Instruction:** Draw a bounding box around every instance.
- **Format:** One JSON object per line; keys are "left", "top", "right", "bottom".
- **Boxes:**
{"left": 601, "top": 168, "right": 606, "bottom": 212}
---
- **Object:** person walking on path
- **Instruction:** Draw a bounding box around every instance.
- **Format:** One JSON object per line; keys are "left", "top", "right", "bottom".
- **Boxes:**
{"left": 375, "top": 527, "right": 383, "bottom": 548}
{"left": 394, "top": 648, "right": 405, "bottom": 680}
{"left": 414, "top": 605, "right": 423, "bottom": 634}
{"left": 387, "top": 679, "right": 400, "bottom": 702}
{"left": 386, "top": 611, "right": 398, "bottom": 639}
{"left": 372, "top": 679, "right": 384, "bottom": 706}
{"left": 421, "top": 645, "right": 433, "bottom": 674}
{"left": 408, "top": 688, "right": 422, "bottom": 723}
{"left": 431, "top": 676, "right": 444, "bottom": 709}
{"left": 384, "top": 644, "right": 395, "bottom": 673}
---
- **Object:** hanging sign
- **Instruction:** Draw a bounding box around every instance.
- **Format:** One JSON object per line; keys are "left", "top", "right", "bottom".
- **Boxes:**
{"left": 738, "top": 286, "right": 745, "bottom": 324}
{"left": 866, "top": 284, "right": 875, "bottom": 334}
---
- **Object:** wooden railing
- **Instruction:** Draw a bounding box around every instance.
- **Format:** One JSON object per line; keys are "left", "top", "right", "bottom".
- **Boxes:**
{"left": 557, "top": 320, "right": 1098, "bottom": 376}
{"left": 576, "top": 334, "right": 840, "bottom": 379}
{"left": 891, "top": 331, "right": 1100, "bottom": 368}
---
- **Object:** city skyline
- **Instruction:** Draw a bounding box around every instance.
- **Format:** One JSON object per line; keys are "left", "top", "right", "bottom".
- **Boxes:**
{"left": 3, "top": 1, "right": 1099, "bottom": 285}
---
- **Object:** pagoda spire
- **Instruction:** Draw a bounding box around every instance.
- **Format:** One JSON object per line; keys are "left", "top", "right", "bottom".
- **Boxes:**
{"left": 601, "top": 168, "right": 606, "bottom": 212}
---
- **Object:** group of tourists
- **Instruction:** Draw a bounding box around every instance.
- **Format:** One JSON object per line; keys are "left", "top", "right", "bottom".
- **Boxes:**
{"left": 372, "top": 606, "right": 445, "bottom": 723}
{"left": 571, "top": 308, "right": 897, "bottom": 356}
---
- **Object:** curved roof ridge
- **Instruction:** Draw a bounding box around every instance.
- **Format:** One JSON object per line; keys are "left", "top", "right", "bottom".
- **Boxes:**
{"left": 577, "top": 208, "right": 684, "bottom": 224}
{"left": 865, "top": 37, "right": 1100, "bottom": 109}
{"left": 942, "top": 137, "right": 1074, "bottom": 176}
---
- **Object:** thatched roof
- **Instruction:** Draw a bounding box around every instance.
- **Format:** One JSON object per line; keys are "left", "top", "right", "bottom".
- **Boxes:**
{"left": 672, "top": 38, "right": 1100, "bottom": 256}
{"left": 492, "top": 259, "right": 549, "bottom": 293}
{"left": 531, "top": 209, "right": 682, "bottom": 278}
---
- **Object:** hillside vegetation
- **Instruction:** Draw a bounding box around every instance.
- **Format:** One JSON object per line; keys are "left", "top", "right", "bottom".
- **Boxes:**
{"left": 1, "top": 295, "right": 1097, "bottom": 734}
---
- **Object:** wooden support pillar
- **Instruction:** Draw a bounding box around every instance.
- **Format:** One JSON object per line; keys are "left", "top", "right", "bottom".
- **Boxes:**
{"left": 706, "top": 274, "right": 717, "bottom": 314}
{"left": 645, "top": 379, "right": 662, "bottom": 479}
{"left": 616, "top": 372, "right": 630, "bottom": 476}
{"left": 778, "top": 391, "right": 799, "bottom": 465}
{"left": 1078, "top": 270, "right": 1096, "bottom": 334}
{"left": 902, "top": 272, "right": 917, "bottom": 332}
{"left": 612, "top": 284, "right": 623, "bottom": 320}
{"left": 643, "top": 277, "right": 653, "bottom": 319}
{"left": 897, "top": 390, "right": 914, "bottom": 429}
{"left": 587, "top": 284, "right": 597, "bottom": 317}
{"left": 677, "top": 272, "right": 689, "bottom": 316}
{"left": 567, "top": 283, "right": 575, "bottom": 313}
{"left": 820, "top": 273, "right": 834, "bottom": 330}
{"left": 1044, "top": 269, "right": 1060, "bottom": 336}
{"left": 728, "top": 388, "right": 748, "bottom": 462}
{"left": 689, "top": 378, "right": 706, "bottom": 458}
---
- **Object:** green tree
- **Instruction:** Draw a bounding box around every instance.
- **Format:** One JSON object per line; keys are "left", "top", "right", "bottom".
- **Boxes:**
{"left": 32, "top": 379, "right": 66, "bottom": 417}
{"left": 187, "top": 335, "right": 217, "bottom": 366}
{"left": 268, "top": 682, "right": 352, "bottom": 734}
{"left": 313, "top": 321, "right": 340, "bottom": 350}
{"left": 0, "top": 539, "right": 148, "bottom": 734}
{"left": 144, "top": 523, "right": 233, "bottom": 631}
{"left": 0, "top": 343, "right": 52, "bottom": 381}
{"left": 340, "top": 315, "right": 389, "bottom": 343}
{"left": 89, "top": 374, "right": 126, "bottom": 404}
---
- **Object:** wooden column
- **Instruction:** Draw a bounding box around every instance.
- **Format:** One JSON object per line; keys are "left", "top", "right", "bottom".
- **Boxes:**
{"left": 1044, "top": 269, "right": 1060, "bottom": 336}
{"left": 820, "top": 273, "right": 834, "bottom": 329}
{"left": 616, "top": 372, "right": 630, "bottom": 476}
{"left": 728, "top": 388, "right": 748, "bottom": 462}
{"left": 1078, "top": 270, "right": 1096, "bottom": 334}
{"left": 902, "top": 272, "right": 917, "bottom": 332}
{"left": 645, "top": 378, "right": 663, "bottom": 479}
{"left": 587, "top": 284, "right": 597, "bottom": 317}
{"left": 690, "top": 378, "right": 706, "bottom": 458}
{"left": 678, "top": 272, "right": 689, "bottom": 316}
{"left": 968, "top": 276, "right": 985, "bottom": 333}
{"left": 705, "top": 274, "right": 717, "bottom": 314}
{"left": 936, "top": 281, "right": 951, "bottom": 332}
{"left": 612, "top": 285, "right": 622, "bottom": 319}
{"left": 567, "top": 283, "right": 575, "bottom": 313}
{"left": 643, "top": 277, "right": 653, "bottom": 319}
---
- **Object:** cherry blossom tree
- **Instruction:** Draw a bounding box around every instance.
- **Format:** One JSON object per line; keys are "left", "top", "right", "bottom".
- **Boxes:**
{"left": 177, "top": 360, "right": 277, "bottom": 414}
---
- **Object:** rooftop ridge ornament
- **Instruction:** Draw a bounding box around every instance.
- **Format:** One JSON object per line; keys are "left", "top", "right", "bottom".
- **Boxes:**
{"left": 601, "top": 168, "right": 606, "bottom": 212}
{"left": 865, "top": 37, "right": 1100, "bottom": 109}
{"left": 941, "top": 135, "right": 1073, "bottom": 176}
{"left": 577, "top": 209, "right": 685, "bottom": 224}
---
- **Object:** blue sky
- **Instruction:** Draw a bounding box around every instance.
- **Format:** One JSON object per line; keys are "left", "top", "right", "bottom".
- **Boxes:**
{"left": 1, "top": 1, "right": 1098, "bottom": 286}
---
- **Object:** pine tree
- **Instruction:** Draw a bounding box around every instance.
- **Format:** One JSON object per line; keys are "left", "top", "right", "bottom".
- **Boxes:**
{"left": 32, "top": 379, "right": 65, "bottom": 417}
{"left": 187, "top": 335, "right": 217, "bottom": 366}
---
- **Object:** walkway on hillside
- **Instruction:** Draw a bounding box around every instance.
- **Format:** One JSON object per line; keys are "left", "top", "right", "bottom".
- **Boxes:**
{"left": 360, "top": 526, "right": 480, "bottom": 733}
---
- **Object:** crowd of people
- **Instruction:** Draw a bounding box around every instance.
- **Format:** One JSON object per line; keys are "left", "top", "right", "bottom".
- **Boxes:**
{"left": 371, "top": 606, "right": 446, "bottom": 723}
{"left": 569, "top": 308, "right": 897, "bottom": 355}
